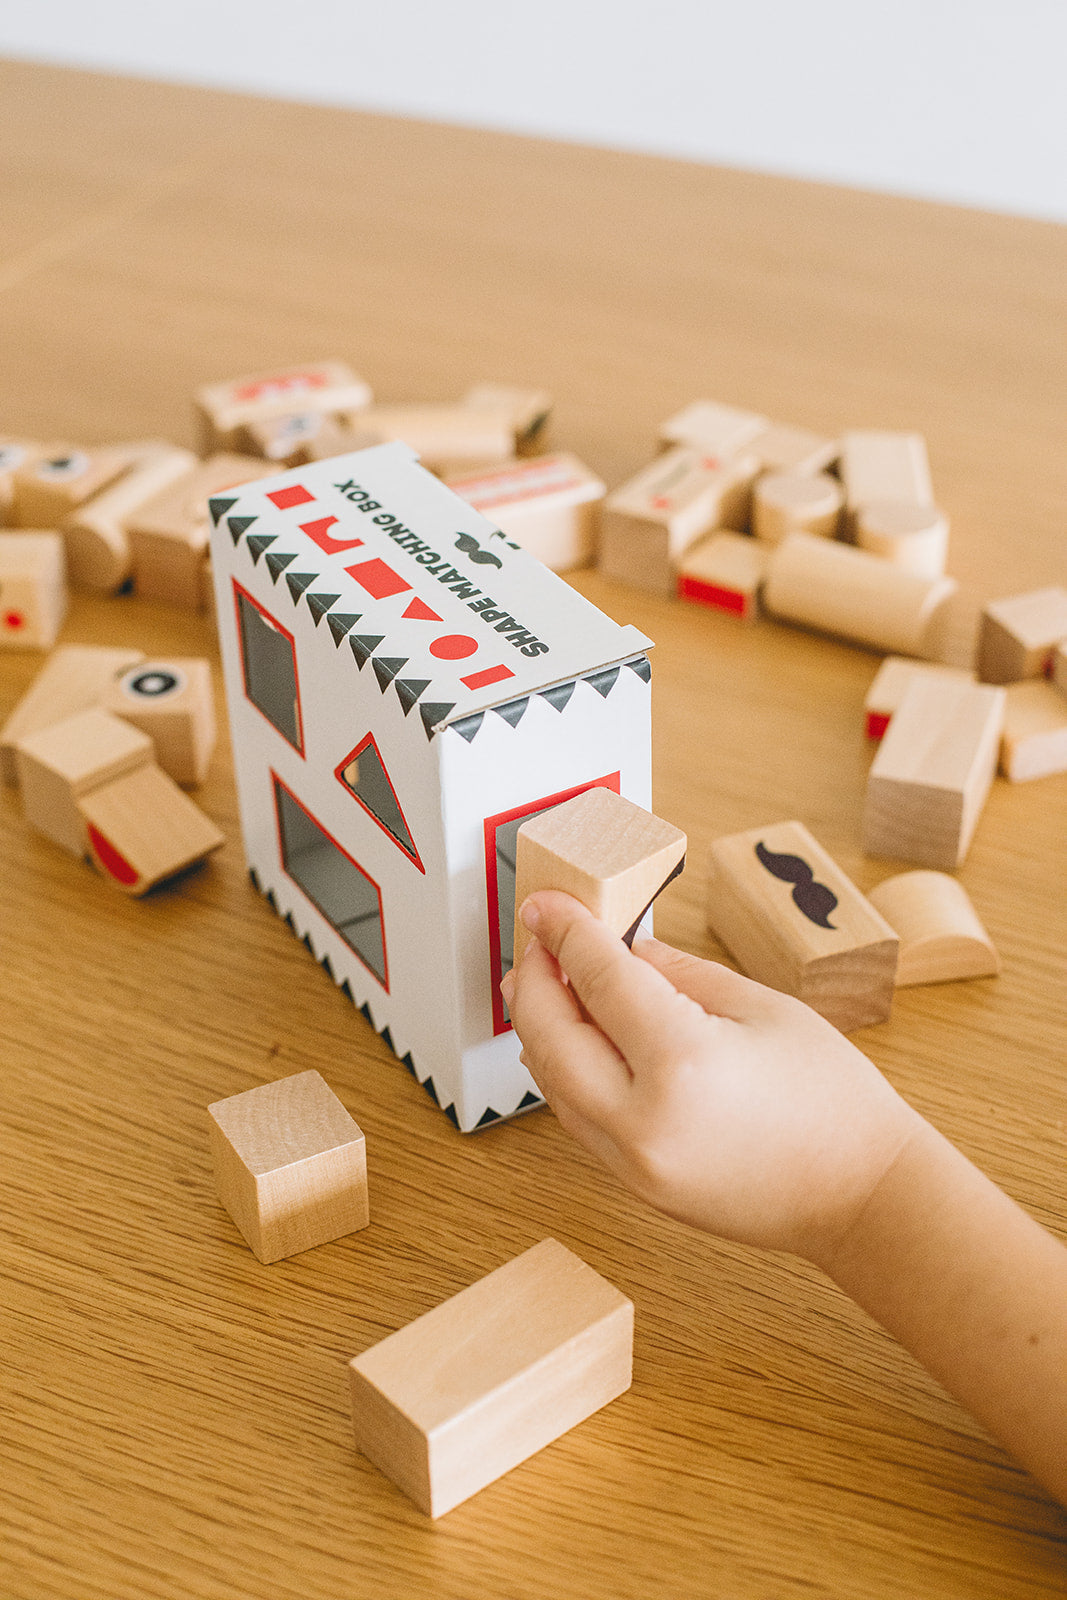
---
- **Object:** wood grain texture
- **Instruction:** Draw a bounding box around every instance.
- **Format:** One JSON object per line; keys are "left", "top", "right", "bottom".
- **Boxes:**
{"left": 1, "top": 57, "right": 1066, "bottom": 1600}
{"left": 866, "top": 870, "right": 1001, "bottom": 986}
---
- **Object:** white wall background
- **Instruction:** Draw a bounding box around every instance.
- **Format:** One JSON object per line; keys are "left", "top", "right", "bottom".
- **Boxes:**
{"left": 2, "top": 1, "right": 1065, "bottom": 223}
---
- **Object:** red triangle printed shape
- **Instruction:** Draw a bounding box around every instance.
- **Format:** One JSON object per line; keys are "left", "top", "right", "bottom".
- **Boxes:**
{"left": 402, "top": 596, "right": 443, "bottom": 622}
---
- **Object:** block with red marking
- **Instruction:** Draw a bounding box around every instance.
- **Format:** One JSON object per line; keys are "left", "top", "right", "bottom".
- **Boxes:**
{"left": 14, "top": 707, "right": 154, "bottom": 856}
{"left": 78, "top": 762, "right": 224, "bottom": 895}
{"left": 194, "top": 362, "right": 372, "bottom": 453}
{"left": 444, "top": 452, "right": 604, "bottom": 572}
{"left": 863, "top": 657, "right": 976, "bottom": 741}
{"left": 677, "top": 531, "right": 769, "bottom": 622}
{"left": 0, "top": 532, "right": 67, "bottom": 650}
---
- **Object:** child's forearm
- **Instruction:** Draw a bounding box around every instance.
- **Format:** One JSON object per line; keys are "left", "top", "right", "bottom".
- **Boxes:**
{"left": 816, "top": 1118, "right": 1067, "bottom": 1503}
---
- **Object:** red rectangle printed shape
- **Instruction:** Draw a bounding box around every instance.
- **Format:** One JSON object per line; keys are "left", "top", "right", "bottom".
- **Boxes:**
{"left": 345, "top": 558, "right": 413, "bottom": 600}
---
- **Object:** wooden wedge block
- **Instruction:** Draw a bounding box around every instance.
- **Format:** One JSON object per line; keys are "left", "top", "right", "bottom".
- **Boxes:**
{"left": 867, "top": 871, "right": 999, "bottom": 985}
{"left": 678, "top": 530, "right": 769, "bottom": 620}
{"left": 863, "top": 656, "right": 975, "bottom": 740}
{"left": 748, "top": 422, "right": 838, "bottom": 477}
{"left": 976, "top": 586, "right": 1067, "bottom": 684}
{"left": 194, "top": 361, "right": 372, "bottom": 453}
{"left": 763, "top": 532, "right": 957, "bottom": 658}
{"left": 62, "top": 442, "right": 197, "bottom": 592}
{"left": 77, "top": 760, "right": 224, "bottom": 893}
{"left": 11, "top": 443, "right": 138, "bottom": 527}
{"left": 101, "top": 657, "right": 216, "bottom": 786}
{"left": 445, "top": 452, "right": 604, "bottom": 572}
{"left": 462, "top": 383, "right": 553, "bottom": 455}
{"left": 839, "top": 430, "right": 934, "bottom": 524}
{"left": 0, "top": 643, "right": 145, "bottom": 783}
{"left": 999, "top": 680, "right": 1067, "bottom": 781}
{"left": 855, "top": 500, "right": 949, "bottom": 578}
{"left": 208, "top": 1069, "right": 369, "bottom": 1264}
{"left": 600, "top": 446, "right": 758, "bottom": 596}
{"left": 706, "top": 819, "right": 898, "bottom": 1030}
{"left": 514, "top": 787, "right": 686, "bottom": 967}
{"left": 128, "top": 453, "right": 270, "bottom": 609}
{"left": 0, "top": 532, "right": 67, "bottom": 650}
{"left": 657, "top": 399, "right": 769, "bottom": 458}
{"left": 15, "top": 707, "right": 153, "bottom": 855}
{"left": 863, "top": 676, "right": 1005, "bottom": 868}
{"left": 751, "top": 471, "right": 842, "bottom": 545}
{"left": 348, "top": 1237, "right": 633, "bottom": 1518}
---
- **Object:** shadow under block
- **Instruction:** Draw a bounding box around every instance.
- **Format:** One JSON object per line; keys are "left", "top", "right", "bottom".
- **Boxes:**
{"left": 751, "top": 471, "right": 842, "bottom": 545}
{"left": 62, "top": 442, "right": 197, "bottom": 592}
{"left": 600, "top": 446, "right": 758, "bottom": 595}
{"left": 677, "top": 530, "right": 769, "bottom": 620}
{"left": 854, "top": 500, "right": 949, "bottom": 578}
{"left": 100, "top": 657, "right": 216, "bottom": 786}
{"left": 194, "top": 361, "right": 373, "bottom": 453}
{"left": 15, "top": 707, "right": 153, "bottom": 855}
{"left": 763, "top": 532, "right": 957, "bottom": 658}
{"left": 462, "top": 382, "right": 553, "bottom": 454}
{"left": 866, "top": 871, "right": 1000, "bottom": 986}
{"left": 976, "top": 587, "right": 1067, "bottom": 684}
{"left": 128, "top": 453, "right": 271, "bottom": 608}
{"left": 513, "top": 787, "right": 687, "bottom": 967}
{"left": 999, "top": 679, "right": 1067, "bottom": 781}
{"left": 862, "top": 677, "right": 1005, "bottom": 869}
{"left": 347, "top": 1238, "right": 633, "bottom": 1518}
{"left": 863, "top": 656, "right": 975, "bottom": 740}
{"left": 10, "top": 442, "right": 138, "bottom": 527}
{"left": 0, "top": 643, "right": 145, "bottom": 783}
{"left": 705, "top": 820, "right": 898, "bottom": 1030}
{"left": 1055, "top": 641, "right": 1067, "bottom": 697}
{"left": 0, "top": 531, "right": 67, "bottom": 650}
{"left": 208, "top": 1070, "right": 368, "bottom": 1263}
{"left": 444, "top": 453, "right": 604, "bottom": 571}
{"left": 78, "top": 762, "right": 224, "bottom": 893}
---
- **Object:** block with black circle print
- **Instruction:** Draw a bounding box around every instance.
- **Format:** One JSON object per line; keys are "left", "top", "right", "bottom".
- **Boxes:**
{"left": 102, "top": 657, "right": 216, "bottom": 786}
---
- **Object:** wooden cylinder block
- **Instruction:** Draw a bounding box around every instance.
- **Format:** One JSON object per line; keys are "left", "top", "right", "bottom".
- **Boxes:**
{"left": 763, "top": 532, "right": 957, "bottom": 658}
{"left": 855, "top": 499, "right": 949, "bottom": 578}
{"left": 866, "top": 871, "right": 1000, "bottom": 986}
{"left": 752, "top": 471, "right": 842, "bottom": 544}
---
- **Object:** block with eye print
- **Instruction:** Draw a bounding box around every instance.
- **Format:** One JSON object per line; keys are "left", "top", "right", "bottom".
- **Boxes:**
{"left": 706, "top": 819, "right": 898, "bottom": 1031}
{"left": 100, "top": 657, "right": 216, "bottom": 786}
{"left": 11, "top": 443, "right": 139, "bottom": 527}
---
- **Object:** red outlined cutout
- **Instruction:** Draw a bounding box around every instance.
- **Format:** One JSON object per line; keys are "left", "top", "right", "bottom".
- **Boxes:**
{"left": 267, "top": 483, "right": 315, "bottom": 510}
{"left": 461, "top": 663, "right": 515, "bottom": 691}
{"left": 430, "top": 634, "right": 478, "bottom": 660}
{"left": 271, "top": 770, "right": 389, "bottom": 992}
{"left": 483, "top": 771, "right": 620, "bottom": 1036}
{"left": 345, "top": 558, "right": 413, "bottom": 600}
{"left": 299, "top": 514, "right": 365, "bottom": 556}
{"left": 334, "top": 731, "right": 425, "bottom": 874}
{"left": 232, "top": 579, "right": 305, "bottom": 756}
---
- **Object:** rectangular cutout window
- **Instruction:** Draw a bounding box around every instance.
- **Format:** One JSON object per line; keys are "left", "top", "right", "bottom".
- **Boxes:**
{"left": 235, "top": 581, "right": 303, "bottom": 753}
{"left": 274, "top": 775, "right": 388, "bottom": 989}
{"left": 483, "top": 772, "right": 619, "bottom": 1035}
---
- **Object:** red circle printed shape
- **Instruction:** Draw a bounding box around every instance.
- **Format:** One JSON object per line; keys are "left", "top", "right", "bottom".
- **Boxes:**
{"left": 429, "top": 634, "right": 479, "bottom": 660}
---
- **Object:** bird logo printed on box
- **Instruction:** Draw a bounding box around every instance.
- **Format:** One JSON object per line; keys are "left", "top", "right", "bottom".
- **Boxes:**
{"left": 211, "top": 442, "right": 653, "bottom": 1130}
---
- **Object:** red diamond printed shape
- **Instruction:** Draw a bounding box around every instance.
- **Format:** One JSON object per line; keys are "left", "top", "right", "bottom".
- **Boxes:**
{"left": 345, "top": 558, "right": 413, "bottom": 600}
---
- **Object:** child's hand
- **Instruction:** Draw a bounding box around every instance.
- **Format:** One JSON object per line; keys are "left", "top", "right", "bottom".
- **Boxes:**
{"left": 501, "top": 890, "right": 920, "bottom": 1265}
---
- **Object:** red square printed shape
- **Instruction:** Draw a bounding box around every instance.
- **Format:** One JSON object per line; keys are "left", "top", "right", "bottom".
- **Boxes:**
{"left": 345, "top": 558, "right": 413, "bottom": 600}
{"left": 267, "top": 484, "right": 315, "bottom": 510}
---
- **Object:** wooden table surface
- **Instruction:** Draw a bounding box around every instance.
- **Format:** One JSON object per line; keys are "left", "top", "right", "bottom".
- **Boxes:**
{"left": 2, "top": 59, "right": 1066, "bottom": 1600}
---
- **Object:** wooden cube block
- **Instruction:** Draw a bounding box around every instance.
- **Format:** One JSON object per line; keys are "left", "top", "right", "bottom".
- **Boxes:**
{"left": 863, "top": 677, "right": 1005, "bottom": 868}
{"left": 62, "top": 441, "right": 197, "bottom": 592}
{"left": 11, "top": 443, "right": 138, "bottom": 527}
{"left": 445, "top": 453, "right": 604, "bottom": 572}
{"left": 462, "top": 383, "right": 553, "bottom": 455}
{"left": 0, "top": 532, "right": 67, "bottom": 649}
{"left": 751, "top": 471, "right": 842, "bottom": 545}
{"left": 706, "top": 819, "right": 898, "bottom": 1030}
{"left": 100, "top": 657, "right": 216, "bottom": 786}
{"left": 854, "top": 500, "right": 949, "bottom": 578}
{"left": 863, "top": 656, "right": 975, "bottom": 740}
{"left": 999, "top": 680, "right": 1067, "bottom": 781}
{"left": 348, "top": 1237, "right": 632, "bottom": 1518}
{"left": 0, "top": 438, "right": 43, "bottom": 521}
{"left": 976, "top": 587, "right": 1067, "bottom": 684}
{"left": 208, "top": 1069, "right": 368, "bottom": 1263}
{"left": 867, "top": 871, "right": 999, "bottom": 986}
{"left": 514, "top": 787, "right": 686, "bottom": 967}
{"left": 748, "top": 422, "right": 838, "bottom": 476}
{"left": 677, "top": 530, "right": 769, "bottom": 620}
{"left": 78, "top": 761, "right": 224, "bottom": 893}
{"left": 194, "top": 361, "right": 372, "bottom": 453}
{"left": 234, "top": 410, "right": 354, "bottom": 466}
{"left": 15, "top": 707, "right": 153, "bottom": 855}
{"left": 600, "top": 446, "right": 759, "bottom": 595}
{"left": 839, "top": 430, "right": 934, "bottom": 522}
{"left": 657, "top": 399, "right": 769, "bottom": 457}
{"left": 0, "top": 644, "right": 145, "bottom": 783}
{"left": 358, "top": 402, "right": 516, "bottom": 470}
{"left": 763, "top": 532, "right": 957, "bottom": 658}
{"left": 128, "top": 453, "right": 270, "bottom": 609}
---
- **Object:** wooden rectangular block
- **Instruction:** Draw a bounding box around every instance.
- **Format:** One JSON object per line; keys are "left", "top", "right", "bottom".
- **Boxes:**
{"left": 462, "top": 383, "right": 553, "bottom": 455}
{"left": 0, "top": 438, "right": 44, "bottom": 521}
{"left": 15, "top": 706, "right": 154, "bottom": 855}
{"left": 999, "top": 680, "right": 1067, "bottom": 781}
{"left": 748, "top": 422, "right": 838, "bottom": 477}
{"left": 514, "top": 787, "right": 686, "bottom": 966}
{"left": 100, "top": 658, "right": 216, "bottom": 786}
{"left": 62, "top": 441, "right": 197, "bottom": 592}
{"left": 235, "top": 411, "right": 358, "bottom": 466}
{"left": 867, "top": 870, "right": 999, "bottom": 986}
{"left": 208, "top": 1069, "right": 368, "bottom": 1263}
{"left": 348, "top": 1238, "right": 633, "bottom": 1518}
{"left": 445, "top": 452, "right": 604, "bottom": 572}
{"left": 657, "top": 399, "right": 769, "bottom": 458}
{"left": 706, "top": 819, "right": 898, "bottom": 1030}
{"left": 78, "top": 761, "right": 224, "bottom": 893}
{"left": 839, "top": 430, "right": 934, "bottom": 517}
{"left": 863, "top": 656, "right": 975, "bottom": 739}
{"left": 128, "top": 453, "right": 270, "bottom": 608}
{"left": 601, "top": 446, "right": 758, "bottom": 595}
{"left": 751, "top": 471, "right": 842, "bottom": 545}
{"left": 0, "top": 532, "right": 67, "bottom": 649}
{"left": 358, "top": 402, "right": 516, "bottom": 470}
{"left": 194, "top": 361, "right": 372, "bottom": 453}
{"left": 863, "top": 677, "right": 1005, "bottom": 868}
{"left": 0, "top": 643, "right": 145, "bottom": 783}
{"left": 677, "top": 530, "right": 769, "bottom": 620}
{"left": 976, "top": 587, "right": 1067, "bottom": 684}
{"left": 11, "top": 443, "right": 138, "bottom": 527}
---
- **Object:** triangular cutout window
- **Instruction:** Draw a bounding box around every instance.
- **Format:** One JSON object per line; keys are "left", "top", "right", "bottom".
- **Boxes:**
{"left": 335, "top": 732, "right": 424, "bottom": 873}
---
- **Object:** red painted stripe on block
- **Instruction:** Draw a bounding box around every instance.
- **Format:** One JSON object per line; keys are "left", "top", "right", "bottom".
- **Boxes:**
{"left": 678, "top": 576, "right": 748, "bottom": 616}
{"left": 87, "top": 825, "right": 139, "bottom": 887}
{"left": 865, "top": 711, "right": 891, "bottom": 740}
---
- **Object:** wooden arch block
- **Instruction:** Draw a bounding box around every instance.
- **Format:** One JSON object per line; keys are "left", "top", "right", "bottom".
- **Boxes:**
{"left": 866, "top": 871, "right": 999, "bottom": 986}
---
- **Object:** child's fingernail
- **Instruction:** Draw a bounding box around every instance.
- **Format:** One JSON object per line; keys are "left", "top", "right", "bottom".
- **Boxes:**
{"left": 500, "top": 971, "right": 515, "bottom": 1005}
{"left": 518, "top": 898, "right": 541, "bottom": 933}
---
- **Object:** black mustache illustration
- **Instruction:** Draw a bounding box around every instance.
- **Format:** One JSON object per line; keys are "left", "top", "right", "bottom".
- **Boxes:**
{"left": 754, "top": 841, "right": 838, "bottom": 929}
{"left": 455, "top": 533, "right": 503, "bottom": 568}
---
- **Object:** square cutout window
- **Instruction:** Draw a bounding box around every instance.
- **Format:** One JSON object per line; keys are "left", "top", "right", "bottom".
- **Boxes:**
{"left": 235, "top": 582, "right": 303, "bottom": 753}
